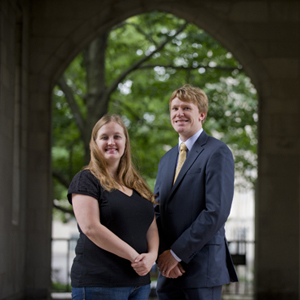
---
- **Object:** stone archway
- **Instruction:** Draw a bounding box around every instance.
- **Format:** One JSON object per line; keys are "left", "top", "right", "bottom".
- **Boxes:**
{"left": 2, "top": 1, "right": 300, "bottom": 300}
{"left": 27, "top": 2, "right": 272, "bottom": 299}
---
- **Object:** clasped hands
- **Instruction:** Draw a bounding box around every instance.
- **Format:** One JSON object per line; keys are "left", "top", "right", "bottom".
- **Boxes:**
{"left": 131, "top": 250, "right": 185, "bottom": 278}
{"left": 131, "top": 252, "right": 157, "bottom": 276}
{"left": 156, "top": 250, "right": 185, "bottom": 278}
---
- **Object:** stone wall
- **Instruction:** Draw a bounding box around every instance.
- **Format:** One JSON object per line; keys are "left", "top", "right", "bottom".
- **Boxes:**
{"left": 0, "top": 0, "right": 300, "bottom": 299}
{"left": 0, "top": 0, "right": 29, "bottom": 299}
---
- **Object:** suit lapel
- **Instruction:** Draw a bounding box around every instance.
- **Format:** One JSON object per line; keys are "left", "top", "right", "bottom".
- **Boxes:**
{"left": 171, "top": 131, "right": 208, "bottom": 193}
{"left": 159, "top": 146, "right": 178, "bottom": 206}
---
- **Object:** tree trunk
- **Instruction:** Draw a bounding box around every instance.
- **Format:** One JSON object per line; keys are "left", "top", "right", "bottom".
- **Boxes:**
{"left": 82, "top": 32, "right": 110, "bottom": 164}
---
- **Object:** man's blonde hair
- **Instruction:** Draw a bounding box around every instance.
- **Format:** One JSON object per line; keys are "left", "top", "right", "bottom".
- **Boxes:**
{"left": 169, "top": 84, "right": 208, "bottom": 123}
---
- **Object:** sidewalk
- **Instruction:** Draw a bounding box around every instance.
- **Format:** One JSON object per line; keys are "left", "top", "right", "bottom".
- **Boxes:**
{"left": 52, "top": 292, "right": 253, "bottom": 300}
{"left": 52, "top": 292, "right": 158, "bottom": 300}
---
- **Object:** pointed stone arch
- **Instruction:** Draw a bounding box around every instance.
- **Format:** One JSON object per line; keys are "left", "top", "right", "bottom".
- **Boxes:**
{"left": 2, "top": 1, "right": 300, "bottom": 300}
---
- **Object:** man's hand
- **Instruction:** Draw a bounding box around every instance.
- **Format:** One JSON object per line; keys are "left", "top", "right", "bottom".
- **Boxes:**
{"left": 157, "top": 250, "right": 185, "bottom": 278}
{"left": 168, "top": 263, "right": 185, "bottom": 278}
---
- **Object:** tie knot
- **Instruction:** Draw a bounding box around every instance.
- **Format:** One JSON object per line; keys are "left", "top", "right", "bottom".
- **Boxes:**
{"left": 180, "top": 143, "right": 187, "bottom": 152}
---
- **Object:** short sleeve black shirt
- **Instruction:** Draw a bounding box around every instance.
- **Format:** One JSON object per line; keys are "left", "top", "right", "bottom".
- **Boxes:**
{"left": 67, "top": 170, "right": 155, "bottom": 287}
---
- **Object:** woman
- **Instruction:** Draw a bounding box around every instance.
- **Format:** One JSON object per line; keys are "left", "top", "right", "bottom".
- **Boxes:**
{"left": 68, "top": 114, "right": 159, "bottom": 300}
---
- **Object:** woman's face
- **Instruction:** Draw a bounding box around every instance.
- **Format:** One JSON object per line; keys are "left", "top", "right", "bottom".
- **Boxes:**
{"left": 96, "top": 122, "right": 126, "bottom": 165}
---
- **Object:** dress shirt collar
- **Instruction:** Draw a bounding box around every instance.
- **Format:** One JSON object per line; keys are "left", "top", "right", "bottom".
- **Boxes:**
{"left": 178, "top": 128, "right": 203, "bottom": 151}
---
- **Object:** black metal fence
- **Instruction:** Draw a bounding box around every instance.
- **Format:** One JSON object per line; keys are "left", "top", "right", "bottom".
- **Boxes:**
{"left": 225, "top": 240, "right": 254, "bottom": 296}
{"left": 51, "top": 238, "right": 254, "bottom": 297}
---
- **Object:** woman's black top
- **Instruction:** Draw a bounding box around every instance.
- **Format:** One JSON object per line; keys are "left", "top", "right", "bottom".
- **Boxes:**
{"left": 67, "top": 170, "right": 154, "bottom": 287}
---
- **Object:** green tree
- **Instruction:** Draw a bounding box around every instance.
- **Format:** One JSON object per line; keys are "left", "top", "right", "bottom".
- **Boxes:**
{"left": 52, "top": 11, "right": 257, "bottom": 218}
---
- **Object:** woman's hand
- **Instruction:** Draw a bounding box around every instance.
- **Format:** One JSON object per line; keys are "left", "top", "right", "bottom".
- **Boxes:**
{"left": 131, "top": 216, "right": 159, "bottom": 276}
{"left": 131, "top": 252, "right": 157, "bottom": 276}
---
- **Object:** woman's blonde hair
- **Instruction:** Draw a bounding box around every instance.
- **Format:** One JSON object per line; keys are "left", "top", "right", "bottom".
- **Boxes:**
{"left": 85, "top": 114, "right": 155, "bottom": 203}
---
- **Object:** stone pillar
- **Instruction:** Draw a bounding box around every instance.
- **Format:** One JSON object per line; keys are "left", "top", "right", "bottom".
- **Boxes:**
{"left": 255, "top": 72, "right": 300, "bottom": 298}
{"left": 23, "top": 2, "right": 53, "bottom": 299}
{"left": 0, "top": 1, "right": 29, "bottom": 299}
{"left": 24, "top": 84, "right": 53, "bottom": 299}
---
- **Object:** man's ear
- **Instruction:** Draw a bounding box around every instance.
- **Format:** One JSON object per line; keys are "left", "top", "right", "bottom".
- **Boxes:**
{"left": 199, "top": 112, "right": 207, "bottom": 122}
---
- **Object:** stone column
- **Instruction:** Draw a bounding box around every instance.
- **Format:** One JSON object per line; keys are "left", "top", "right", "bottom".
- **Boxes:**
{"left": 255, "top": 67, "right": 300, "bottom": 299}
{"left": 24, "top": 83, "right": 53, "bottom": 299}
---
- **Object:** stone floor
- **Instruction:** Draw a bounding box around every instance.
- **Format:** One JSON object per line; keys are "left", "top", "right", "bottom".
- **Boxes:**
{"left": 52, "top": 292, "right": 253, "bottom": 300}
{"left": 52, "top": 292, "right": 158, "bottom": 300}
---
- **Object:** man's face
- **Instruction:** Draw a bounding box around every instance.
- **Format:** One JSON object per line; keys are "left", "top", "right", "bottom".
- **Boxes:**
{"left": 170, "top": 97, "right": 206, "bottom": 141}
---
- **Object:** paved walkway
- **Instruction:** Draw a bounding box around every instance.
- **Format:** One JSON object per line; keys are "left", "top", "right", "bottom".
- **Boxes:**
{"left": 52, "top": 292, "right": 158, "bottom": 300}
{"left": 52, "top": 292, "right": 253, "bottom": 300}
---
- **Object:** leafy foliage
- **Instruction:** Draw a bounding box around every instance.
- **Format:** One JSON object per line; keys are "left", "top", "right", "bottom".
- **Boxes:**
{"left": 52, "top": 11, "right": 257, "bottom": 218}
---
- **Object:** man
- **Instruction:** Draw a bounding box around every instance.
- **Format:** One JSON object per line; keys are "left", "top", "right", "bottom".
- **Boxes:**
{"left": 154, "top": 84, "right": 238, "bottom": 300}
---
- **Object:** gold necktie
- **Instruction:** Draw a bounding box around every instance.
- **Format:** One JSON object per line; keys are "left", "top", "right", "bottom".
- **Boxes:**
{"left": 173, "top": 142, "right": 187, "bottom": 183}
